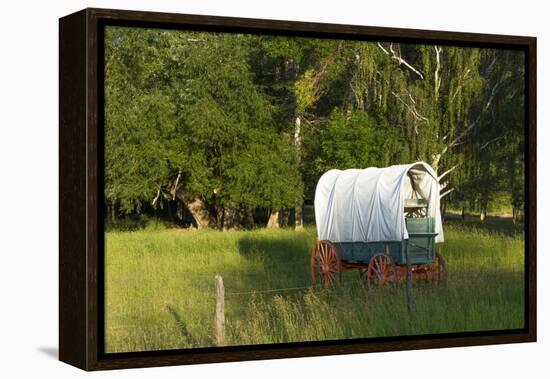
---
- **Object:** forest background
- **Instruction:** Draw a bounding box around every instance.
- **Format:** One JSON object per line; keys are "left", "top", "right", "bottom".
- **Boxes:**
{"left": 104, "top": 27, "right": 526, "bottom": 230}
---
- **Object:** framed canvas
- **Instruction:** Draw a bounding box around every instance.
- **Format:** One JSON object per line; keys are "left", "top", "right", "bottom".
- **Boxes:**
{"left": 59, "top": 8, "right": 536, "bottom": 371}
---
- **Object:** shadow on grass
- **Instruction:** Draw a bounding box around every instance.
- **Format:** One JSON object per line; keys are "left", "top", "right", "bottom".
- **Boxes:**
{"left": 236, "top": 233, "right": 315, "bottom": 290}
{"left": 165, "top": 305, "right": 206, "bottom": 348}
{"left": 444, "top": 215, "right": 524, "bottom": 237}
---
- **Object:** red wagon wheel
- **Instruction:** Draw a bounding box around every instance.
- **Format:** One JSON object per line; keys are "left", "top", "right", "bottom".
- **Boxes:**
{"left": 434, "top": 250, "right": 447, "bottom": 283}
{"left": 365, "top": 252, "right": 397, "bottom": 286}
{"left": 311, "top": 240, "right": 341, "bottom": 286}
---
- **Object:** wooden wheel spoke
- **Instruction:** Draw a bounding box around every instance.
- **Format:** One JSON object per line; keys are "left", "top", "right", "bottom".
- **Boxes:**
{"left": 381, "top": 257, "right": 388, "bottom": 271}
{"left": 366, "top": 253, "right": 395, "bottom": 287}
{"left": 310, "top": 241, "right": 340, "bottom": 287}
{"left": 324, "top": 248, "right": 331, "bottom": 264}
{"left": 374, "top": 257, "right": 381, "bottom": 272}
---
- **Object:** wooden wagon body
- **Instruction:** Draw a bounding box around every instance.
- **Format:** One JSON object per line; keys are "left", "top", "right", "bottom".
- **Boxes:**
{"left": 311, "top": 163, "right": 446, "bottom": 286}
{"left": 335, "top": 217, "right": 436, "bottom": 265}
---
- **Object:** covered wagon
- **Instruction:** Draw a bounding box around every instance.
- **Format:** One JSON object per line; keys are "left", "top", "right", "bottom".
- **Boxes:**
{"left": 312, "top": 162, "right": 447, "bottom": 286}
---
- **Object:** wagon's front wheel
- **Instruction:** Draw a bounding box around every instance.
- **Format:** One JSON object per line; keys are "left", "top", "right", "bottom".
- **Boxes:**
{"left": 364, "top": 253, "right": 397, "bottom": 286}
{"left": 311, "top": 240, "right": 341, "bottom": 286}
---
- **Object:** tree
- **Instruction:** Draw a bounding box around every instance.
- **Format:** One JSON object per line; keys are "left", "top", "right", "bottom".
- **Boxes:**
{"left": 104, "top": 27, "right": 303, "bottom": 229}
{"left": 314, "top": 108, "right": 409, "bottom": 172}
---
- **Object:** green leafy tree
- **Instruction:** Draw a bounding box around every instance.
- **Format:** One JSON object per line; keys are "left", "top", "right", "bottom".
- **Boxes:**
{"left": 315, "top": 108, "right": 409, "bottom": 172}
{"left": 105, "top": 27, "right": 303, "bottom": 228}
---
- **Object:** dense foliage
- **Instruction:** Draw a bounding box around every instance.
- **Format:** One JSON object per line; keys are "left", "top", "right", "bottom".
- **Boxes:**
{"left": 104, "top": 27, "right": 525, "bottom": 228}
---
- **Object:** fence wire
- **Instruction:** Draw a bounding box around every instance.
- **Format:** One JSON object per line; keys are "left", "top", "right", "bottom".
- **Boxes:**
{"left": 225, "top": 280, "right": 366, "bottom": 297}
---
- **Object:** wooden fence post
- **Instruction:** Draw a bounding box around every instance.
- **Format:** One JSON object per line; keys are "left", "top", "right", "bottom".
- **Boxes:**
{"left": 214, "top": 274, "right": 226, "bottom": 346}
{"left": 405, "top": 249, "right": 414, "bottom": 317}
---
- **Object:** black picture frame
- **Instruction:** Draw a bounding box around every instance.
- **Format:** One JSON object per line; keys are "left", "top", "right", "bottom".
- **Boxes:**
{"left": 59, "top": 7, "right": 537, "bottom": 371}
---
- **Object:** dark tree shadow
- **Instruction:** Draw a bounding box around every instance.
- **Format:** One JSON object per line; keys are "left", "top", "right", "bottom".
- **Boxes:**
{"left": 444, "top": 215, "right": 524, "bottom": 237}
{"left": 165, "top": 305, "right": 203, "bottom": 347}
{"left": 236, "top": 233, "right": 315, "bottom": 292}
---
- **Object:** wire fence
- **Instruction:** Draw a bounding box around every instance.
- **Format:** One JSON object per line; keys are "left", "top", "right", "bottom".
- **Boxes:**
{"left": 225, "top": 279, "right": 368, "bottom": 297}
{"left": 225, "top": 284, "right": 320, "bottom": 296}
{"left": 104, "top": 277, "right": 383, "bottom": 335}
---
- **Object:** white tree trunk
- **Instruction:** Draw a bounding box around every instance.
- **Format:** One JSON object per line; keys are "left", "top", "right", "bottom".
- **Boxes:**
{"left": 176, "top": 191, "right": 212, "bottom": 229}
{"left": 480, "top": 208, "right": 487, "bottom": 222}
{"left": 295, "top": 205, "right": 304, "bottom": 230}
{"left": 434, "top": 46, "right": 442, "bottom": 101}
{"left": 222, "top": 206, "right": 239, "bottom": 231}
{"left": 267, "top": 209, "right": 280, "bottom": 228}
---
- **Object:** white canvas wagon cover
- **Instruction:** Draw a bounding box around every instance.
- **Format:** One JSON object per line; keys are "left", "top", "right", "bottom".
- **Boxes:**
{"left": 314, "top": 162, "right": 443, "bottom": 243}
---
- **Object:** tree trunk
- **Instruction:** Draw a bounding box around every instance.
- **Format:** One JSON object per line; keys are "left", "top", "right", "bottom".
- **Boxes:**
{"left": 267, "top": 209, "right": 280, "bottom": 228}
{"left": 109, "top": 203, "right": 116, "bottom": 224}
{"left": 480, "top": 193, "right": 488, "bottom": 223}
{"left": 222, "top": 206, "right": 240, "bottom": 230}
{"left": 295, "top": 205, "right": 304, "bottom": 231}
{"left": 214, "top": 206, "right": 223, "bottom": 229}
{"left": 513, "top": 207, "right": 524, "bottom": 224}
{"left": 279, "top": 209, "right": 289, "bottom": 228}
{"left": 242, "top": 208, "right": 254, "bottom": 229}
{"left": 434, "top": 46, "right": 442, "bottom": 101}
{"left": 176, "top": 191, "right": 212, "bottom": 229}
{"left": 480, "top": 203, "right": 487, "bottom": 222}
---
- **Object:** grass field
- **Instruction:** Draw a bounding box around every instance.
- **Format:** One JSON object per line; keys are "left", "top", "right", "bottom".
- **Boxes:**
{"left": 104, "top": 218, "right": 525, "bottom": 353}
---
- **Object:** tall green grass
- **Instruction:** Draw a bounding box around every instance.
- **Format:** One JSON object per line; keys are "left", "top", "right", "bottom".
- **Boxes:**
{"left": 104, "top": 220, "right": 524, "bottom": 353}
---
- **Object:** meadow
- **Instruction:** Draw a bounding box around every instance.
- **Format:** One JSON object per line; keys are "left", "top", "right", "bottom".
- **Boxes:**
{"left": 104, "top": 218, "right": 525, "bottom": 353}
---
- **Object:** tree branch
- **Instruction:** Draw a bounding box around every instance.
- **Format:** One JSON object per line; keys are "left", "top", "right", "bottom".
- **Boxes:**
{"left": 390, "top": 90, "right": 429, "bottom": 123}
{"left": 480, "top": 135, "right": 505, "bottom": 151}
{"left": 440, "top": 188, "right": 455, "bottom": 199}
{"left": 448, "top": 75, "right": 509, "bottom": 148}
{"left": 450, "top": 69, "right": 471, "bottom": 103}
{"left": 171, "top": 169, "right": 182, "bottom": 200}
{"left": 374, "top": 70, "right": 429, "bottom": 128}
{"left": 438, "top": 164, "right": 459, "bottom": 181}
{"left": 431, "top": 145, "right": 448, "bottom": 170}
{"left": 435, "top": 77, "right": 509, "bottom": 168}
{"left": 152, "top": 186, "right": 162, "bottom": 206}
{"left": 377, "top": 42, "right": 425, "bottom": 79}
{"left": 302, "top": 113, "right": 328, "bottom": 126}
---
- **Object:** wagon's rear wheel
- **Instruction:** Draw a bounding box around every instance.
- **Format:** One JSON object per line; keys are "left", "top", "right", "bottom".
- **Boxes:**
{"left": 311, "top": 240, "right": 341, "bottom": 286}
{"left": 434, "top": 250, "right": 447, "bottom": 283}
{"left": 364, "top": 252, "right": 397, "bottom": 286}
